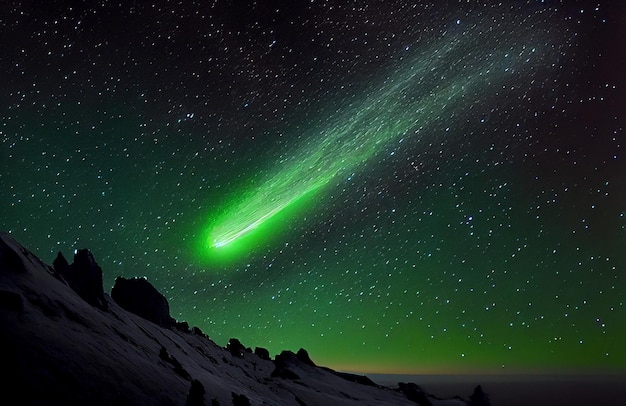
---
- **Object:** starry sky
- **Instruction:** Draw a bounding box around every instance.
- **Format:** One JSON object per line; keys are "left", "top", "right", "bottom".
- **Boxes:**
{"left": 1, "top": 1, "right": 625, "bottom": 375}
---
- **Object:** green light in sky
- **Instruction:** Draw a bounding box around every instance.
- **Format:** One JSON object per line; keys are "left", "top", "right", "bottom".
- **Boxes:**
{"left": 205, "top": 26, "right": 550, "bottom": 258}
{"left": 201, "top": 184, "right": 322, "bottom": 264}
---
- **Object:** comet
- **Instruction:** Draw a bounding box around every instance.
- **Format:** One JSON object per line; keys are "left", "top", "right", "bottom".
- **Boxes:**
{"left": 205, "top": 19, "right": 556, "bottom": 256}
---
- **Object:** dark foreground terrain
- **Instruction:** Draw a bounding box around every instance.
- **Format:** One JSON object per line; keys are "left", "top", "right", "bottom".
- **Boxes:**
{"left": 0, "top": 232, "right": 489, "bottom": 405}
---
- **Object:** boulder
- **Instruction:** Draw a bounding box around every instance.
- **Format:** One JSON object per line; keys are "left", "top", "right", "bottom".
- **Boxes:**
{"left": 469, "top": 384, "right": 492, "bottom": 406}
{"left": 398, "top": 382, "right": 432, "bottom": 405}
{"left": 111, "top": 276, "right": 175, "bottom": 327}
{"left": 296, "top": 348, "right": 316, "bottom": 366}
{"left": 226, "top": 338, "right": 246, "bottom": 358}
{"left": 58, "top": 249, "right": 107, "bottom": 310}
{"left": 254, "top": 347, "right": 270, "bottom": 361}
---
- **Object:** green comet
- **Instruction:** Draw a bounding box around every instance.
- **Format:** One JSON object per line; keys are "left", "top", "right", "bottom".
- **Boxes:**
{"left": 205, "top": 22, "right": 554, "bottom": 256}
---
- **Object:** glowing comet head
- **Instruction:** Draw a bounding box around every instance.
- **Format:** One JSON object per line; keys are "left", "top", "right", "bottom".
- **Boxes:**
{"left": 201, "top": 183, "right": 325, "bottom": 263}
{"left": 211, "top": 201, "right": 295, "bottom": 249}
{"left": 211, "top": 212, "right": 274, "bottom": 248}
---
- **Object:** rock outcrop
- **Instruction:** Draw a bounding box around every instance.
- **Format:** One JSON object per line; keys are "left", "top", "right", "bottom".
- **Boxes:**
{"left": 468, "top": 384, "right": 492, "bottom": 406}
{"left": 398, "top": 382, "right": 432, "bottom": 405}
{"left": 111, "top": 276, "right": 175, "bottom": 327}
{"left": 226, "top": 337, "right": 248, "bottom": 358}
{"left": 254, "top": 346, "right": 271, "bottom": 361}
{"left": 54, "top": 249, "right": 108, "bottom": 310}
{"left": 272, "top": 350, "right": 304, "bottom": 380}
{"left": 296, "top": 348, "right": 316, "bottom": 367}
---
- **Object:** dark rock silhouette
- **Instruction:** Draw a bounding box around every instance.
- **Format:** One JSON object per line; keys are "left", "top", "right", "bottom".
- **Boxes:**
{"left": 271, "top": 350, "right": 304, "bottom": 380}
{"left": 296, "top": 348, "right": 316, "bottom": 367}
{"left": 0, "top": 236, "right": 26, "bottom": 273}
{"left": 398, "top": 382, "right": 432, "bottom": 405}
{"left": 254, "top": 346, "right": 271, "bottom": 361}
{"left": 272, "top": 348, "right": 379, "bottom": 387}
{"left": 468, "top": 384, "right": 492, "bottom": 406}
{"left": 176, "top": 320, "right": 191, "bottom": 332}
{"left": 159, "top": 346, "right": 191, "bottom": 379}
{"left": 271, "top": 366, "right": 301, "bottom": 380}
{"left": 327, "top": 370, "right": 378, "bottom": 387}
{"left": 53, "top": 251, "right": 69, "bottom": 274}
{"left": 186, "top": 379, "right": 205, "bottom": 406}
{"left": 111, "top": 276, "right": 175, "bottom": 327}
{"left": 192, "top": 326, "right": 207, "bottom": 337}
{"left": 226, "top": 338, "right": 247, "bottom": 358}
{"left": 274, "top": 350, "right": 300, "bottom": 368}
{"left": 57, "top": 249, "right": 108, "bottom": 310}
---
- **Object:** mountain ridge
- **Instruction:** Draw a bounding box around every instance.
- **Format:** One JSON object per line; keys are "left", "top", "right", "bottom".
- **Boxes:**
{"left": 0, "top": 231, "right": 488, "bottom": 405}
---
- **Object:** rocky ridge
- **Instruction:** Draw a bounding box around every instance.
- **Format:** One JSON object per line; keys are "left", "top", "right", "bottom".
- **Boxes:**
{"left": 0, "top": 232, "right": 490, "bottom": 405}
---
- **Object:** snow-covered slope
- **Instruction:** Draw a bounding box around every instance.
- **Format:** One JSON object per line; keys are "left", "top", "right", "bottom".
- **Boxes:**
{"left": 0, "top": 232, "right": 485, "bottom": 405}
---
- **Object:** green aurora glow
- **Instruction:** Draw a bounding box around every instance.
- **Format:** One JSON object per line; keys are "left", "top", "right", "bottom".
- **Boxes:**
{"left": 206, "top": 24, "right": 552, "bottom": 257}
{"left": 3, "top": 1, "right": 625, "bottom": 377}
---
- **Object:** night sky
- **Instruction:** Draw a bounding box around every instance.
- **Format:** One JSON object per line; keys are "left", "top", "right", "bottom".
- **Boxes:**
{"left": 2, "top": 1, "right": 625, "bottom": 375}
